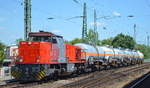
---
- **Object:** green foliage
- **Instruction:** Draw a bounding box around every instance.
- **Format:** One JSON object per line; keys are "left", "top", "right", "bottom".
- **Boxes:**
{"left": 99, "top": 34, "right": 135, "bottom": 50}
{"left": 67, "top": 29, "right": 99, "bottom": 45}
{"left": 69, "top": 38, "right": 82, "bottom": 45}
{"left": 0, "top": 41, "right": 6, "bottom": 64}
{"left": 86, "top": 29, "right": 99, "bottom": 45}
{"left": 112, "top": 33, "right": 136, "bottom": 49}
{"left": 135, "top": 44, "right": 150, "bottom": 59}
{"left": 100, "top": 37, "right": 114, "bottom": 46}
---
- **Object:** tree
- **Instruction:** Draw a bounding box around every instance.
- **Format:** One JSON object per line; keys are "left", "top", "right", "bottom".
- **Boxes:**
{"left": 100, "top": 37, "right": 114, "bottom": 46}
{"left": 69, "top": 38, "right": 82, "bottom": 45}
{"left": 66, "top": 29, "right": 99, "bottom": 45}
{"left": 112, "top": 33, "right": 135, "bottom": 49}
{"left": 0, "top": 41, "right": 6, "bottom": 64}
{"left": 86, "top": 29, "right": 99, "bottom": 45}
{"left": 135, "top": 44, "right": 150, "bottom": 59}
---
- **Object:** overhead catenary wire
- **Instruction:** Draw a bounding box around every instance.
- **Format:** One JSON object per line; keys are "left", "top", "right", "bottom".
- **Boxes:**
{"left": 12, "top": 0, "right": 81, "bottom": 26}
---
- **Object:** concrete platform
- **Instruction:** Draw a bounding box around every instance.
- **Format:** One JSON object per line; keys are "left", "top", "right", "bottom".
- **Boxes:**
{"left": 0, "top": 75, "right": 13, "bottom": 86}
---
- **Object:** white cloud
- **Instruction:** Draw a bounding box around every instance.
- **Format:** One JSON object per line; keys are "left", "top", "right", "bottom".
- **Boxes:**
{"left": 51, "top": 29, "right": 61, "bottom": 33}
{"left": 90, "top": 22, "right": 106, "bottom": 26}
{"left": 112, "top": 11, "right": 121, "bottom": 17}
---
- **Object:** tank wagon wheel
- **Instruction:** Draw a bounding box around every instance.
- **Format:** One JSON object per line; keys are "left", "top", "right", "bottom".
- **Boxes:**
{"left": 88, "top": 56, "right": 98, "bottom": 72}
{"left": 97, "top": 62, "right": 103, "bottom": 71}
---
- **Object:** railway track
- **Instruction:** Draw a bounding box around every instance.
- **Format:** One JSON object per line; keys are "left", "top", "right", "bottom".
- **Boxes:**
{"left": 124, "top": 71, "right": 150, "bottom": 88}
{"left": 1, "top": 81, "right": 37, "bottom": 88}
{"left": 60, "top": 62, "right": 150, "bottom": 88}
{"left": 1, "top": 63, "right": 149, "bottom": 88}
{"left": 0, "top": 70, "right": 92, "bottom": 88}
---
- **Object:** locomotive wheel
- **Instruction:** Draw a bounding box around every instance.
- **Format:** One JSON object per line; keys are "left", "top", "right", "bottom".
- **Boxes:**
{"left": 53, "top": 71, "right": 59, "bottom": 81}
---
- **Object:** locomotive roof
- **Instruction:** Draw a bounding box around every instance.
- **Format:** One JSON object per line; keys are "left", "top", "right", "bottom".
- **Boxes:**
{"left": 29, "top": 31, "right": 63, "bottom": 38}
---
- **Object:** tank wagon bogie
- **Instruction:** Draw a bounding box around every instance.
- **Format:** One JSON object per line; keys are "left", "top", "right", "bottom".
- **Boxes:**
{"left": 11, "top": 31, "right": 144, "bottom": 81}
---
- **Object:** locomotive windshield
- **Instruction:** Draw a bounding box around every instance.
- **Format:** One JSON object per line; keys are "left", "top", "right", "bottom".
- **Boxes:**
{"left": 30, "top": 36, "right": 57, "bottom": 43}
{"left": 30, "top": 36, "right": 49, "bottom": 41}
{"left": 29, "top": 31, "right": 64, "bottom": 43}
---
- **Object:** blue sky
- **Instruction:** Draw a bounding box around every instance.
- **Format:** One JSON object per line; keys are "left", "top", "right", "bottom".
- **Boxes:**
{"left": 0, "top": 0, "right": 150, "bottom": 45}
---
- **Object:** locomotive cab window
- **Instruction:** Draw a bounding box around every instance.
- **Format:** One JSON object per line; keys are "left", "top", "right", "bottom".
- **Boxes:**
{"left": 30, "top": 36, "right": 51, "bottom": 42}
{"left": 30, "top": 36, "right": 60, "bottom": 44}
{"left": 52, "top": 37, "right": 57, "bottom": 44}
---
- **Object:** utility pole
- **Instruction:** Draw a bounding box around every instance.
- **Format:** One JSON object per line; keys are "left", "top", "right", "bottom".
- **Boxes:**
{"left": 82, "top": 3, "right": 87, "bottom": 42}
{"left": 94, "top": 9, "right": 97, "bottom": 33}
{"left": 133, "top": 24, "right": 136, "bottom": 42}
{"left": 147, "top": 35, "right": 149, "bottom": 47}
{"left": 94, "top": 9, "right": 98, "bottom": 44}
{"left": 24, "top": 0, "right": 31, "bottom": 40}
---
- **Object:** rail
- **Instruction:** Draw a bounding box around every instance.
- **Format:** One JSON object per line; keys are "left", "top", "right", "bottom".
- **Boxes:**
{"left": 60, "top": 63, "right": 150, "bottom": 88}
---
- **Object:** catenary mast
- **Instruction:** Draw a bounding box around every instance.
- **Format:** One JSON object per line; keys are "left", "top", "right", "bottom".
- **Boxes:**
{"left": 24, "top": 0, "right": 31, "bottom": 40}
{"left": 82, "top": 3, "right": 87, "bottom": 42}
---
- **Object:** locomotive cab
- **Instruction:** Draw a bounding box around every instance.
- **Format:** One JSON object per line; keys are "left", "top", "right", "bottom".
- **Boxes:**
{"left": 29, "top": 31, "right": 63, "bottom": 44}
{"left": 29, "top": 31, "right": 66, "bottom": 63}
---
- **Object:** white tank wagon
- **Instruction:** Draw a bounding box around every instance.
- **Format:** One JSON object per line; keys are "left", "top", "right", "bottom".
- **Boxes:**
{"left": 116, "top": 49, "right": 127, "bottom": 64}
{"left": 137, "top": 51, "right": 144, "bottom": 63}
{"left": 112, "top": 48, "right": 124, "bottom": 65}
{"left": 122, "top": 50, "right": 132, "bottom": 65}
{"left": 133, "top": 51, "right": 139, "bottom": 63}
{"left": 75, "top": 43, "right": 105, "bottom": 63}
{"left": 129, "top": 50, "right": 137, "bottom": 64}
{"left": 99, "top": 46, "right": 117, "bottom": 66}
{"left": 75, "top": 43, "right": 143, "bottom": 69}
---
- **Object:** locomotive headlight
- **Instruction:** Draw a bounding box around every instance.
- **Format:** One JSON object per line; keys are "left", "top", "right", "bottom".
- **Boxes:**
{"left": 20, "top": 58, "right": 23, "bottom": 62}
{"left": 18, "top": 56, "right": 23, "bottom": 62}
{"left": 37, "top": 59, "right": 40, "bottom": 63}
{"left": 36, "top": 56, "right": 40, "bottom": 63}
{"left": 28, "top": 42, "right": 32, "bottom": 45}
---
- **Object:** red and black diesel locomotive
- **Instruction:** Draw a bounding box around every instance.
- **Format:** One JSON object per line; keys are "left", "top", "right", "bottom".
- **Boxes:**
{"left": 11, "top": 31, "right": 144, "bottom": 81}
